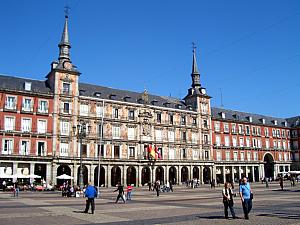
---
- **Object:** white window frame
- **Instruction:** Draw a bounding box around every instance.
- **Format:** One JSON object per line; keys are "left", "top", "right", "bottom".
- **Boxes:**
{"left": 20, "top": 140, "right": 30, "bottom": 155}
{"left": 60, "top": 121, "right": 70, "bottom": 135}
{"left": 112, "top": 126, "right": 120, "bottom": 139}
{"left": 60, "top": 143, "right": 69, "bottom": 157}
{"left": 4, "top": 116, "right": 15, "bottom": 131}
{"left": 21, "top": 118, "right": 32, "bottom": 132}
{"left": 2, "top": 139, "right": 13, "bottom": 155}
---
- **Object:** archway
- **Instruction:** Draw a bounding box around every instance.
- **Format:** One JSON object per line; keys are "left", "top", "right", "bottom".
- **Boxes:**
{"left": 141, "top": 166, "right": 150, "bottom": 185}
{"left": 155, "top": 166, "right": 164, "bottom": 183}
{"left": 94, "top": 166, "right": 105, "bottom": 187}
{"left": 111, "top": 166, "right": 121, "bottom": 186}
{"left": 127, "top": 166, "right": 136, "bottom": 186}
{"left": 181, "top": 166, "right": 189, "bottom": 183}
{"left": 203, "top": 166, "right": 211, "bottom": 184}
{"left": 169, "top": 166, "right": 177, "bottom": 184}
{"left": 193, "top": 166, "right": 199, "bottom": 179}
{"left": 264, "top": 153, "right": 274, "bottom": 179}
{"left": 34, "top": 164, "right": 46, "bottom": 183}
{"left": 56, "top": 164, "right": 71, "bottom": 186}
{"left": 77, "top": 165, "right": 88, "bottom": 186}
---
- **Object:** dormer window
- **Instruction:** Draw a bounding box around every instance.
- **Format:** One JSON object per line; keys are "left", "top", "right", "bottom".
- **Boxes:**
{"left": 94, "top": 92, "right": 101, "bottom": 97}
{"left": 273, "top": 120, "right": 278, "bottom": 125}
{"left": 176, "top": 104, "right": 182, "bottom": 109}
{"left": 62, "top": 83, "right": 70, "bottom": 95}
{"left": 79, "top": 90, "right": 85, "bottom": 95}
{"left": 220, "top": 112, "right": 225, "bottom": 119}
{"left": 123, "top": 96, "right": 131, "bottom": 102}
{"left": 163, "top": 102, "right": 170, "bottom": 107}
{"left": 109, "top": 94, "right": 116, "bottom": 100}
{"left": 247, "top": 116, "right": 253, "bottom": 123}
{"left": 24, "top": 82, "right": 32, "bottom": 91}
{"left": 261, "top": 118, "right": 266, "bottom": 124}
{"left": 283, "top": 121, "right": 288, "bottom": 127}
{"left": 151, "top": 99, "right": 158, "bottom": 105}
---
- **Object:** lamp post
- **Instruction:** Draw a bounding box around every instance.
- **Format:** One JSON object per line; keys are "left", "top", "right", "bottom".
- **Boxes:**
{"left": 148, "top": 154, "right": 156, "bottom": 185}
{"left": 73, "top": 123, "right": 90, "bottom": 190}
{"left": 97, "top": 100, "right": 105, "bottom": 197}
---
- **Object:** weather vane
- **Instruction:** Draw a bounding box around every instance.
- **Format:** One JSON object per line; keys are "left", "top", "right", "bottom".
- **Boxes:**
{"left": 64, "top": 5, "right": 71, "bottom": 18}
{"left": 192, "top": 42, "right": 197, "bottom": 53}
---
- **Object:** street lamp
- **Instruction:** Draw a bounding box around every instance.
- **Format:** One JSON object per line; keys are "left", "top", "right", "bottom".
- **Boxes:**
{"left": 73, "top": 122, "right": 91, "bottom": 190}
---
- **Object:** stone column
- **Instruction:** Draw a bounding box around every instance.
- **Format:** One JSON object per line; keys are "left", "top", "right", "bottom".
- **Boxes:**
{"left": 137, "top": 165, "right": 141, "bottom": 187}
{"left": 74, "top": 165, "right": 79, "bottom": 186}
{"left": 46, "top": 163, "right": 52, "bottom": 184}
{"left": 238, "top": 166, "right": 242, "bottom": 179}
{"left": 200, "top": 165, "right": 203, "bottom": 185}
{"left": 231, "top": 166, "right": 235, "bottom": 182}
{"left": 251, "top": 166, "right": 255, "bottom": 182}
{"left": 88, "top": 164, "right": 92, "bottom": 183}
{"left": 91, "top": 164, "right": 97, "bottom": 185}
{"left": 211, "top": 166, "right": 216, "bottom": 181}
{"left": 30, "top": 163, "right": 35, "bottom": 175}
{"left": 178, "top": 165, "right": 182, "bottom": 185}
{"left": 123, "top": 165, "right": 127, "bottom": 186}
{"left": 222, "top": 166, "right": 226, "bottom": 183}
{"left": 107, "top": 165, "right": 112, "bottom": 187}
{"left": 190, "top": 165, "right": 193, "bottom": 180}
{"left": 166, "top": 165, "right": 169, "bottom": 183}
{"left": 152, "top": 166, "right": 156, "bottom": 184}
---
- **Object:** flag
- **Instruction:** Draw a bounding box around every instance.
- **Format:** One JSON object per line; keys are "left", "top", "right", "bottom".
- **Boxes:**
{"left": 147, "top": 144, "right": 156, "bottom": 159}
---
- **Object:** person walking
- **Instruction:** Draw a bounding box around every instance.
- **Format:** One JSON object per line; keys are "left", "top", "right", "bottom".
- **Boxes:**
{"left": 155, "top": 180, "right": 160, "bottom": 197}
{"left": 279, "top": 177, "right": 284, "bottom": 191}
{"left": 126, "top": 184, "right": 133, "bottom": 200}
{"left": 114, "top": 182, "right": 126, "bottom": 203}
{"left": 222, "top": 182, "right": 236, "bottom": 219}
{"left": 83, "top": 182, "right": 97, "bottom": 214}
{"left": 239, "top": 177, "right": 253, "bottom": 220}
{"left": 169, "top": 181, "right": 173, "bottom": 192}
{"left": 2, "top": 180, "right": 6, "bottom": 192}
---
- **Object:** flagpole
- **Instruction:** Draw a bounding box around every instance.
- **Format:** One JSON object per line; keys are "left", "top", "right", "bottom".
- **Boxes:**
{"left": 97, "top": 100, "right": 104, "bottom": 197}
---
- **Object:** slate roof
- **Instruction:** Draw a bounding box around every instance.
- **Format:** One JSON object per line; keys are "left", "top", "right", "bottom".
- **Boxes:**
{"left": 286, "top": 116, "right": 300, "bottom": 128}
{"left": 78, "top": 83, "right": 193, "bottom": 111}
{"left": 211, "top": 107, "right": 291, "bottom": 128}
{"left": 0, "top": 74, "right": 52, "bottom": 95}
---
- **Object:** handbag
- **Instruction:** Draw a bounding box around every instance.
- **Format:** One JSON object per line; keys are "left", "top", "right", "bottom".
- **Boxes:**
{"left": 250, "top": 192, "right": 253, "bottom": 200}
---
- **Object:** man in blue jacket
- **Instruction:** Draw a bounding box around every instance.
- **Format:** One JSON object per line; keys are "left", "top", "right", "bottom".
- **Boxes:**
{"left": 84, "top": 182, "right": 98, "bottom": 214}
{"left": 239, "top": 177, "right": 253, "bottom": 220}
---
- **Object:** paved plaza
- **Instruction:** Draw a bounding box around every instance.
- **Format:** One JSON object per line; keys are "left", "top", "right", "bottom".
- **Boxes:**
{"left": 0, "top": 182, "right": 299, "bottom": 225}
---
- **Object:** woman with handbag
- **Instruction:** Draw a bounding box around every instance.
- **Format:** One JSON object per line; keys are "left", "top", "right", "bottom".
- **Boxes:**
{"left": 222, "top": 182, "right": 236, "bottom": 219}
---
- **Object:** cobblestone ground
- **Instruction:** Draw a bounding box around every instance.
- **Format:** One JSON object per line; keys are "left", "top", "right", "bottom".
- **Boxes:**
{"left": 0, "top": 182, "right": 300, "bottom": 225}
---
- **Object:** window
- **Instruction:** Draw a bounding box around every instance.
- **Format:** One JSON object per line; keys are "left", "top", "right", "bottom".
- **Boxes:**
{"left": 22, "top": 98, "right": 33, "bottom": 111}
{"left": 225, "top": 136, "right": 230, "bottom": 147}
{"left": 216, "top": 151, "right": 221, "bottom": 161}
{"left": 96, "top": 106, "right": 104, "bottom": 117}
{"left": 182, "top": 149, "right": 187, "bottom": 159}
{"left": 246, "top": 138, "right": 251, "bottom": 147}
{"left": 226, "top": 151, "right": 230, "bottom": 161}
{"left": 266, "top": 139, "right": 270, "bottom": 149}
{"left": 2, "top": 139, "right": 13, "bottom": 155}
{"left": 169, "top": 114, "right": 174, "bottom": 125}
{"left": 62, "top": 83, "right": 70, "bottom": 94}
{"left": 181, "top": 131, "right": 186, "bottom": 142}
{"left": 232, "top": 137, "right": 237, "bottom": 147}
{"left": 201, "top": 103, "right": 208, "bottom": 114}
{"left": 156, "top": 113, "right": 161, "bottom": 123}
{"left": 37, "top": 142, "right": 45, "bottom": 156}
{"left": 21, "top": 118, "right": 31, "bottom": 132}
{"left": 155, "top": 129, "right": 162, "bottom": 141}
{"left": 203, "top": 134, "right": 209, "bottom": 144}
{"left": 113, "top": 108, "right": 119, "bottom": 119}
{"left": 282, "top": 130, "right": 285, "bottom": 138}
{"left": 238, "top": 125, "right": 244, "bottom": 134}
{"left": 113, "top": 146, "right": 120, "bottom": 158}
{"left": 80, "top": 104, "right": 89, "bottom": 116}
{"left": 157, "top": 148, "right": 163, "bottom": 159}
{"left": 192, "top": 117, "right": 197, "bottom": 126}
{"left": 128, "top": 127, "right": 135, "bottom": 140}
{"left": 253, "top": 152, "right": 258, "bottom": 161}
{"left": 264, "top": 128, "right": 269, "bottom": 137}
{"left": 4, "top": 117, "right": 15, "bottom": 131}
{"left": 247, "top": 152, "right": 251, "bottom": 161}
{"left": 283, "top": 141, "right": 286, "bottom": 150}
{"left": 169, "top": 148, "right": 175, "bottom": 160}
{"left": 272, "top": 129, "right": 276, "bottom": 137}
{"left": 60, "top": 121, "right": 70, "bottom": 135}
{"left": 193, "top": 149, "right": 198, "bottom": 159}
{"left": 20, "top": 140, "right": 30, "bottom": 155}
{"left": 204, "top": 150, "right": 209, "bottom": 159}
{"left": 278, "top": 141, "right": 281, "bottom": 149}
{"left": 279, "top": 153, "right": 282, "bottom": 161}
{"left": 37, "top": 120, "right": 47, "bottom": 134}
{"left": 192, "top": 133, "right": 197, "bottom": 144}
{"left": 231, "top": 124, "right": 236, "bottom": 133}
{"left": 276, "top": 129, "right": 280, "bottom": 138}
{"left": 252, "top": 138, "right": 257, "bottom": 148}
{"left": 128, "top": 109, "right": 135, "bottom": 120}
{"left": 203, "top": 119, "right": 208, "bottom": 128}
{"left": 245, "top": 125, "right": 250, "bottom": 135}
{"left": 258, "top": 139, "right": 262, "bottom": 148}
{"left": 5, "top": 96, "right": 16, "bottom": 109}
{"left": 214, "top": 122, "right": 220, "bottom": 132}
{"left": 233, "top": 152, "right": 238, "bottom": 161}
{"left": 168, "top": 130, "right": 175, "bottom": 142}
{"left": 252, "top": 126, "right": 256, "bottom": 135}
{"left": 112, "top": 126, "right": 120, "bottom": 139}
{"left": 215, "top": 135, "right": 221, "bottom": 146}
{"left": 224, "top": 123, "right": 229, "bottom": 133}
{"left": 60, "top": 143, "right": 69, "bottom": 156}
{"left": 24, "top": 82, "right": 31, "bottom": 91}
{"left": 284, "top": 153, "right": 288, "bottom": 162}
{"left": 63, "top": 102, "right": 70, "bottom": 114}
{"left": 38, "top": 100, "right": 48, "bottom": 113}
{"left": 97, "top": 144, "right": 104, "bottom": 158}
{"left": 239, "top": 138, "right": 244, "bottom": 147}
{"left": 181, "top": 116, "right": 186, "bottom": 125}
{"left": 129, "top": 147, "right": 135, "bottom": 158}
{"left": 240, "top": 152, "right": 244, "bottom": 161}
{"left": 97, "top": 124, "right": 103, "bottom": 137}
{"left": 257, "top": 127, "right": 261, "bottom": 136}
{"left": 273, "top": 140, "right": 277, "bottom": 149}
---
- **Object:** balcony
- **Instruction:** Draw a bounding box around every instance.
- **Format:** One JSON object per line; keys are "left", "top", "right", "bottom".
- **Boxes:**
{"left": 4, "top": 103, "right": 17, "bottom": 112}
{"left": 21, "top": 106, "right": 34, "bottom": 113}
{"left": 37, "top": 108, "right": 49, "bottom": 115}
{"left": 60, "top": 108, "right": 72, "bottom": 115}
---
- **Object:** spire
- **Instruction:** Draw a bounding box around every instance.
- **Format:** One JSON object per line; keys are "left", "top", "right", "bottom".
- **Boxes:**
{"left": 191, "top": 42, "right": 201, "bottom": 88}
{"left": 58, "top": 8, "right": 71, "bottom": 62}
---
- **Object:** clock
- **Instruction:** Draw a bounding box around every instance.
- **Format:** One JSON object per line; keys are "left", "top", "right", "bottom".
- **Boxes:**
{"left": 63, "top": 61, "right": 72, "bottom": 70}
{"left": 201, "top": 88, "right": 206, "bottom": 94}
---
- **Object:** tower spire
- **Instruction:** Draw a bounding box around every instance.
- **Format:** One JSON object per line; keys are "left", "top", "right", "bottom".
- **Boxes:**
{"left": 58, "top": 6, "right": 71, "bottom": 62}
{"left": 191, "top": 42, "right": 200, "bottom": 88}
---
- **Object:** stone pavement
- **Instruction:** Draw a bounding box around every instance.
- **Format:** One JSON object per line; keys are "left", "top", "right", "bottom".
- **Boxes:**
{"left": 0, "top": 182, "right": 300, "bottom": 225}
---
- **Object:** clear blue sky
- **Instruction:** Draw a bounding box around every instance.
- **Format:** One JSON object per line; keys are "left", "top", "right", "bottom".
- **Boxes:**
{"left": 0, "top": 0, "right": 299, "bottom": 118}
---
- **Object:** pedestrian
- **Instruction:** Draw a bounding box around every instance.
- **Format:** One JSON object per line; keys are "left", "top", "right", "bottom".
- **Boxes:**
{"left": 169, "top": 181, "right": 173, "bottom": 192}
{"left": 265, "top": 177, "right": 269, "bottom": 188}
{"left": 126, "top": 184, "right": 133, "bottom": 200}
{"left": 148, "top": 181, "right": 151, "bottom": 191}
{"left": 239, "top": 177, "right": 253, "bottom": 220}
{"left": 13, "top": 183, "right": 19, "bottom": 197}
{"left": 279, "top": 177, "right": 284, "bottom": 191}
{"left": 83, "top": 182, "right": 97, "bottom": 214}
{"left": 2, "top": 180, "right": 6, "bottom": 192}
{"left": 222, "top": 182, "right": 236, "bottom": 219}
{"left": 155, "top": 180, "right": 160, "bottom": 197}
{"left": 114, "top": 182, "right": 126, "bottom": 203}
{"left": 211, "top": 179, "right": 216, "bottom": 189}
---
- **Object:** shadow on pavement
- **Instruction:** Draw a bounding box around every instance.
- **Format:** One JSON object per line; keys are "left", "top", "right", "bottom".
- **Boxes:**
{"left": 257, "top": 212, "right": 300, "bottom": 220}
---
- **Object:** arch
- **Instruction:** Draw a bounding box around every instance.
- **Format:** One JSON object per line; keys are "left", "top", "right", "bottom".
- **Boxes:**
{"left": 264, "top": 153, "right": 274, "bottom": 179}
{"left": 181, "top": 166, "right": 189, "bottom": 182}
{"left": 126, "top": 166, "right": 137, "bottom": 186}
{"left": 203, "top": 166, "right": 211, "bottom": 184}
{"left": 169, "top": 166, "right": 177, "bottom": 184}
{"left": 77, "top": 165, "right": 88, "bottom": 186}
{"left": 57, "top": 164, "right": 71, "bottom": 186}
{"left": 141, "top": 166, "right": 150, "bottom": 185}
{"left": 155, "top": 166, "right": 164, "bottom": 183}
{"left": 111, "top": 166, "right": 121, "bottom": 187}
{"left": 94, "top": 166, "right": 105, "bottom": 187}
{"left": 34, "top": 164, "right": 46, "bottom": 182}
{"left": 193, "top": 166, "right": 199, "bottom": 179}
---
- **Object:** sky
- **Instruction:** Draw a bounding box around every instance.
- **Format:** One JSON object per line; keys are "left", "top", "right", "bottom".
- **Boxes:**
{"left": 0, "top": 0, "right": 299, "bottom": 118}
